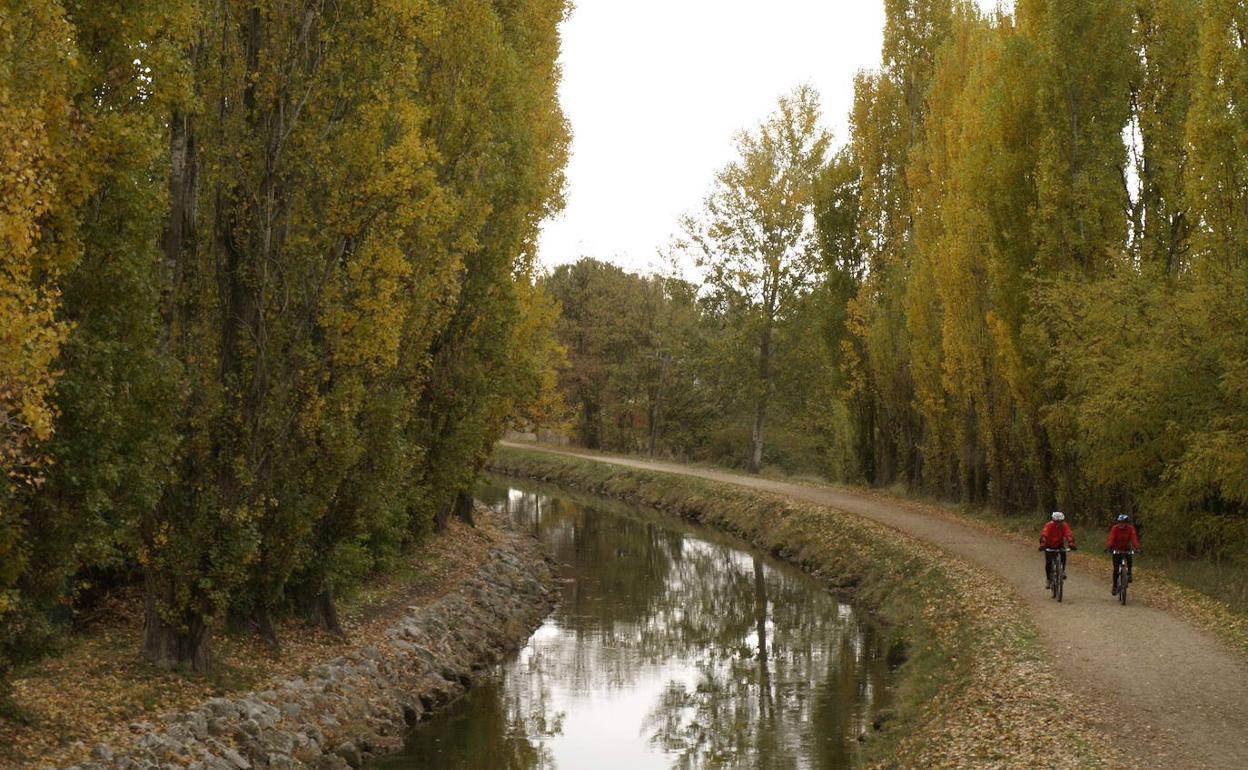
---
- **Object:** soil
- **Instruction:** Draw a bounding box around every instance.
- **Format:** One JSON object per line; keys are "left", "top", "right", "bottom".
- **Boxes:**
{"left": 503, "top": 442, "right": 1248, "bottom": 770}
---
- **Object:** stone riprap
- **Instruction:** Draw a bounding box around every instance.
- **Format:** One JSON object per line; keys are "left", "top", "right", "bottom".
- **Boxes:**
{"left": 53, "top": 521, "right": 556, "bottom": 770}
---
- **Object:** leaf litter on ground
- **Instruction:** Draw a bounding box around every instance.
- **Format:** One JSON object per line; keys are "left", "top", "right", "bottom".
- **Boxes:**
{"left": 0, "top": 512, "right": 501, "bottom": 769}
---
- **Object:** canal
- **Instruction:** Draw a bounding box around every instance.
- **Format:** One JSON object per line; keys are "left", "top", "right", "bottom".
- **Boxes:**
{"left": 371, "top": 476, "right": 897, "bottom": 769}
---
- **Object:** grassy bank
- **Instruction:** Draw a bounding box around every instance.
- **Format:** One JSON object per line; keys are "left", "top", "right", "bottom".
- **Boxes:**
{"left": 489, "top": 445, "right": 1121, "bottom": 769}
{"left": 0, "top": 513, "right": 507, "bottom": 769}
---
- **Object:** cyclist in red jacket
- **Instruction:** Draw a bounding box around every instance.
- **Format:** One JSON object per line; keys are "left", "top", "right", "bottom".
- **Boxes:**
{"left": 1039, "top": 511, "right": 1076, "bottom": 589}
{"left": 1106, "top": 514, "right": 1141, "bottom": 595}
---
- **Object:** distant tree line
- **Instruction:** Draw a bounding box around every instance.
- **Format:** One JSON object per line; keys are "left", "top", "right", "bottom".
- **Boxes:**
{"left": 546, "top": 0, "right": 1248, "bottom": 571}
{"left": 0, "top": 0, "right": 569, "bottom": 693}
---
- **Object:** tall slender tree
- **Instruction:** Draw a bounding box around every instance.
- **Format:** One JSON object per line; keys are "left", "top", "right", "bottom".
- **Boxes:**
{"left": 1, "top": 4, "right": 80, "bottom": 656}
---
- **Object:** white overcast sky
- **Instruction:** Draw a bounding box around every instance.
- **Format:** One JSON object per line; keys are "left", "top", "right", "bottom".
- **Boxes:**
{"left": 537, "top": 0, "right": 1002, "bottom": 276}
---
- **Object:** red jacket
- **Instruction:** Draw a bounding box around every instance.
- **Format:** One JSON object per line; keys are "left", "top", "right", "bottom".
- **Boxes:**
{"left": 1040, "top": 520, "right": 1075, "bottom": 549}
{"left": 1106, "top": 523, "right": 1140, "bottom": 551}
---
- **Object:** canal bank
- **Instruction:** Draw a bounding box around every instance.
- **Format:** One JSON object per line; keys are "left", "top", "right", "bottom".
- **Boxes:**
{"left": 52, "top": 509, "right": 557, "bottom": 770}
{"left": 487, "top": 446, "right": 1122, "bottom": 769}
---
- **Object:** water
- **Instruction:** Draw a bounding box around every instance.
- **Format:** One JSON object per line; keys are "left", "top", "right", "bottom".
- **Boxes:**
{"left": 371, "top": 478, "right": 897, "bottom": 770}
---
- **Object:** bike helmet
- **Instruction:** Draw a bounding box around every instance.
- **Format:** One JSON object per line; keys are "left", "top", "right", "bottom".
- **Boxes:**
{"left": 1051, "top": 511, "right": 1065, "bottom": 522}
{"left": 1117, "top": 514, "right": 1130, "bottom": 522}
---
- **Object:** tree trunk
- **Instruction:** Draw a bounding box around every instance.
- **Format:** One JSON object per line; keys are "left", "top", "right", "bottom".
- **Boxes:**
{"left": 147, "top": 96, "right": 210, "bottom": 675}
{"left": 580, "top": 393, "right": 601, "bottom": 449}
{"left": 316, "top": 588, "right": 344, "bottom": 636}
{"left": 453, "top": 490, "right": 475, "bottom": 526}
{"left": 754, "top": 556, "right": 772, "bottom": 718}
{"left": 857, "top": 394, "right": 876, "bottom": 484}
{"left": 160, "top": 109, "right": 197, "bottom": 309}
{"left": 748, "top": 325, "right": 772, "bottom": 473}
{"left": 294, "top": 581, "right": 345, "bottom": 636}
{"left": 225, "top": 604, "right": 251, "bottom": 635}
{"left": 435, "top": 489, "right": 475, "bottom": 532}
{"left": 253, "top": 605, "right": 281, "bottom": 653}
{"left": 142, "top": 571, "right": 211, "bottom": 672}
{"left": 648, "top": 354, "right": 668, "bottom": 458}
{"left": 750, "top": 398, "right": 767, "bottom": 474}
{"left": 299, "top": 586, "right": 344, "bottom": 636}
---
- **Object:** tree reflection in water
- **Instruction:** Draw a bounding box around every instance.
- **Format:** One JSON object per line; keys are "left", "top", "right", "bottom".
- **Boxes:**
{"left": 374, "top": 480, "right": 895, "bottom": 770}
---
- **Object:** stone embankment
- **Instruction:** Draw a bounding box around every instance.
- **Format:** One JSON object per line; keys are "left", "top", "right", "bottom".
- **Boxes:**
{"left": 54, "top": 520, "right": 556, "bottom": 770}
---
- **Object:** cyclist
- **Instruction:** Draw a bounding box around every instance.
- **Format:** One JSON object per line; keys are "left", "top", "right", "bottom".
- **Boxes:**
{"left": 1039, "top": 511, "right": 1076, "bottom": 589}
{"left": 1106, "top": 514, "right": 1141, "bottom": 595}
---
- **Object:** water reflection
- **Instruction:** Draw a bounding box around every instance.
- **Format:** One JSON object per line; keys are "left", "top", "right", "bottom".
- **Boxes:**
{"left": 372, "top": 479, "right": 895, "bottom": 770}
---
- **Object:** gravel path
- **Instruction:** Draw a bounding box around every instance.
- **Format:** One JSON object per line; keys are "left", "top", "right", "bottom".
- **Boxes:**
{"left": 502, "top": 443, "right": 1248, "bottom": 770}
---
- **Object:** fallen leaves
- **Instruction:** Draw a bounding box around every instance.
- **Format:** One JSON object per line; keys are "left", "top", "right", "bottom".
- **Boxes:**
{"left": 0, "top": 512, "right": 502, "bottom": 769}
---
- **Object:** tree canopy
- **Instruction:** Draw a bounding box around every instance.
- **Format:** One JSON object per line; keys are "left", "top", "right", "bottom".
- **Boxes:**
{"left": 546, "top": 0, "right": 1248, "bottom": 588}
{"left": 1, "top": 0, "right": 569, "bottom": 687}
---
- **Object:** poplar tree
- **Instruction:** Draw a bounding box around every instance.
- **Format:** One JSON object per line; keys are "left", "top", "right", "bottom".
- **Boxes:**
{"left": 1019, "top": 0, "right": 1136, "bottom": 275}
{"left": 21, "top": 0, "right": 188, "bottom": 653}
{"left": 1184, "top": 0, "right": 1248, "bottom": 273}
{"left": 145, "top": 0, "right": 570, "bottom": 666}
{"left": 1131, "top": 0, "right": 1200, "bottom": 272}
{"left": 1, "top": 0, "right": 192, "bottom": 686}
{"left": 845, "top": 0, "right": 952, "bottom": 486}
{"left": 546, "top": 259, "right": 648, "bottom": 449}
{"left": 0, "top": 0, "right": 572, "bottom": 685}
{"left": 411, "top": 0, "right": 570, "bottom": 532}
{"left": 0, "top": 2, "right": 78, "bottom": 674}
{"left": 991, "top": 0, "right": 1135, "bottom": 510}
{"left": 906, "top": 9, "right": 991, "bottom": 500}
{"left": 813, "top": 148, "right": 871, "bottom": 479}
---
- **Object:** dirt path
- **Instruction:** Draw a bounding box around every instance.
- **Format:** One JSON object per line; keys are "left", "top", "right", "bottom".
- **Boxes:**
{"left": 501, "top": 442, "right": 1248, "bottom": 769}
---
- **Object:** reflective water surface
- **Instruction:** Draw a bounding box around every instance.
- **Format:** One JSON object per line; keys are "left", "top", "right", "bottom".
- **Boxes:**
{"left": 371, "top": 478, "right": 897, "bottom": 770}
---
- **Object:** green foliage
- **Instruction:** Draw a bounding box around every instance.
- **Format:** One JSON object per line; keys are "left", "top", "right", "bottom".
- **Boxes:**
{"left": 683, "top": 86, "right": 831, "bottom": 472}
{"left": 1020, "top": 0, "right": 1136, "bottom": 275}
{"left": 0, "top": 0, "right": 570, "bottom": 682}
{"left": 834, "top": 0, "right": 1248, "bottom": 564}
{"left": 406, "top": 0, "right": 570, "bottom": 536}
{"left": 1184, "top": 0, "right": 1248, "bottom": 274}
{"left": 546, "top": 248, "right": 856, "bottom": 477}
{"left": 544, "top": 1, "right": 1248, "bottom": 577}
{"left": 544, "top": 258, "right": 704, "bottom": 455}
{"left": 1131, "top": 0, "right": 1200, "bottom": 272}
{"left": 1041, "top": 270, "right": 1248, "bottom": 559}
{"left": 1, "top": 0, "right": 192, "bottom": 686}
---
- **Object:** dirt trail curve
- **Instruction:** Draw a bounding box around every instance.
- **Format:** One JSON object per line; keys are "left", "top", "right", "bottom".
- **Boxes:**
{"left": 499, "top": 442, "right": 1248, "bottom": 769}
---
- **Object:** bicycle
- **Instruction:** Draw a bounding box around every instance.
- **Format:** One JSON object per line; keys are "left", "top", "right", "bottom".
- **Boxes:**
{"left": 1111, "top": 549, "right": 1135, "bottom": 605}
{"left": 1043, "top": 547, "right": 1069, "bottom": 602}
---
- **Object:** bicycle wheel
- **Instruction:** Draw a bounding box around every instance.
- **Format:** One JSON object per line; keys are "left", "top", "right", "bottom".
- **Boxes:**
{"left": 1056, "top": 565, "right": 1064, "bottom": 602}
{"left": 1118, "top": 563, "right": 1128, "bottom": 605}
